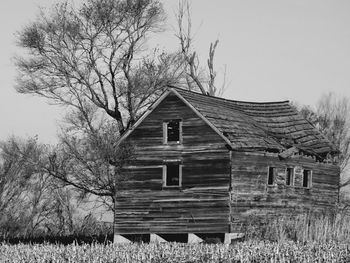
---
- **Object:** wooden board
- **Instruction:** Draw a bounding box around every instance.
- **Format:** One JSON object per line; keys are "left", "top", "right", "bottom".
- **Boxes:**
{"left": 115, "top": 94, "right": 231, "bottom": 234}
{"left": 230, "top": 151, "right": 339, "bottom": 231}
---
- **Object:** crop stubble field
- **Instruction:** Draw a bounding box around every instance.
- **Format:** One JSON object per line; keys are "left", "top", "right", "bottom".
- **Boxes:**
{"left": 2, "top": 214, "right": 350, "bottom": 262}
{"left": 1, "top": 241, "right": 350, "bottom": 263}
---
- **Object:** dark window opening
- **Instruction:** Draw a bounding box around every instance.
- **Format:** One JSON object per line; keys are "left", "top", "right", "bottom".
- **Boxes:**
{"left": 165, "top": 164, "right": 180, "bottom": 187}
{"left": 286, "top": 168, "right": 294, "bottom": 186}
{"left": 165, "top": 120, "right": 181, "bottom": 143}
{"left": 267, "top": 167, "right": 275, "bottom": 185}
{"left": 303, "top": 169, "right": 312, "bottom": 188}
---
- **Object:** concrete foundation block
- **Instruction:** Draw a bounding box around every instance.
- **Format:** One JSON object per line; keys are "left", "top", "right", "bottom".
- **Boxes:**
{"left": 224, "top": 233, "right": 245, "bottom": 244}
{"left": 150, "top": 234, "right": 167, "bottom": 243}
{"left": 188, "top": 233, "right": 203, "bottom": 243}
{"left": 113, "top": 234, "right": 132, "bottom": 244}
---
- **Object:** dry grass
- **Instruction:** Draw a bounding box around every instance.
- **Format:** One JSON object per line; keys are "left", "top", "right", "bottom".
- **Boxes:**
{"left": 0, "top": 241, "right": 349, "bottom": 262}
{"left": 244, "top": 212, "right": 350, "bottom": 244}
{"left": 2, "top": 213, "right": 350, "bottom": 262}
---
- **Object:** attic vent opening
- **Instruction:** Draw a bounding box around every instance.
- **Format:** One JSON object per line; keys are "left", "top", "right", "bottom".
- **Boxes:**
{"left": 163, "top": 119, "right": 182, "bottom": 144}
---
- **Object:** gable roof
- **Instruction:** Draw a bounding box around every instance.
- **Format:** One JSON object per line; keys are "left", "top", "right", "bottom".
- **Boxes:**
{"left": 118, "top": 87, "right": 337, "bottom": 159}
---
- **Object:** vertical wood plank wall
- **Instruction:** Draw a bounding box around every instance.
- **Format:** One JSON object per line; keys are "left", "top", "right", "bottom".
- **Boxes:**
{"left": 115, "top": 94, "right": 231, "bottom": 234}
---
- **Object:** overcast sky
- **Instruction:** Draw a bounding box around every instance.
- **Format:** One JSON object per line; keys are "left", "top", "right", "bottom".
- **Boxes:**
{"left": 1, "top": 0, "right": 349, "bottom": 144}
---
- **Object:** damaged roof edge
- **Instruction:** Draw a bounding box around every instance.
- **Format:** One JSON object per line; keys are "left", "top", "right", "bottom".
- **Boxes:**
{"left": 116, "top": 86, "right": 337, "bottom": 161}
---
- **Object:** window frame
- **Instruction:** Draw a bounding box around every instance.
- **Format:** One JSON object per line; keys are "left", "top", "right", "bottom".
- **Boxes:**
{"left": 163, "top": 119, "right": 183, "bottom": 145}
{"left": 302, "top": 169, "right": 312, "bottom": 189}
{"left": 267, "top": 166, "right": 276, "bottom": 186}
{"left": 162, "top": 163, "right": 182, "bottom": 188}
{"left": 285, "top": 167, "right": 295, "bottom": 186}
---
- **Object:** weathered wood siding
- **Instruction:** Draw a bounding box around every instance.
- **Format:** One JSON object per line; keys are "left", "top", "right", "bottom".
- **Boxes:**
{"left": 230, "top": 151, "right": 339, "bottom": 230}
{"left": 115, "top": 94, "right": 231, "bottom": 234}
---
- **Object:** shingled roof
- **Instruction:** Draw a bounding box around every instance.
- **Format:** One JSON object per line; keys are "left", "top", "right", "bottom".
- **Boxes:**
{"left": 118, "top": 87, "right": 337, "bottom": 160}
{"left": 172, "top": 88, "right": 337, "bottom": 158}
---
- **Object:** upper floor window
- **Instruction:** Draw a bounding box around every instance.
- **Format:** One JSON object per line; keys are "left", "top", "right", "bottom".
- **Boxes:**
{"left": 267, "top": 167, "right": 276, "bottom": 185}
{"left": 286, "top": 167, "right": 294, "bottom": 186}
{"left": 163, "top": 119, "right": 182, "bottom": 144}
{"left": 303, "top": 169, "right": 312, "bottom": 188}
{"left": 163, "top": 163, "right": 182, "bottom": 187}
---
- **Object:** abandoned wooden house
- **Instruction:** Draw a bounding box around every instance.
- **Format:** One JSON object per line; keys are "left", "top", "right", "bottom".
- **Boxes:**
{"left": 114, "top": 87, "right": 339, "bottom": 243}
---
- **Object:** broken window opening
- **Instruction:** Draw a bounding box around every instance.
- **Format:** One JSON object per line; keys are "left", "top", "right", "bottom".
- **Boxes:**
{"left": 267, "top": 167, "right": 276, "bottom": 185}
{"left": 164, "top": 119, "right": 182, "bottom": 144}
{"left": 303, "top": 169, "right": 312, "bottom": 188}
{"left": 163, "top": 164, "right": 182, "bottom": 187}
{"left": 286, "top": 167, "right": 294, "bottom": 186}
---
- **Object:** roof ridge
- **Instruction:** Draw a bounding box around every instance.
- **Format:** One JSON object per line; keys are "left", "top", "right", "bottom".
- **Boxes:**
{"left": 168, "top": 86, "right": 290, "bottom": 105}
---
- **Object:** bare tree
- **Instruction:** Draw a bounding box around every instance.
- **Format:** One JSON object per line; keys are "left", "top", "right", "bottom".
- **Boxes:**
{"left": 175, "top": 0, "right": 227, "bottom": 96}
{"left": 15, "top": 0, "right": 228, "bottom": 229}
{"left": 16, "top": 0, "right": 228, "bottom": 132}
{"left": 316, "top": 94, "right": 350, "bottom": 185}
{"left": 296, "top": 93, "right": 350, "bottom": 189}
{"left": 46, "top": 107, "right": 133, "bottom": 214}
{"left": 15, "top": 0, "right": 187, "bottom": 228}
{"left": 15, "top": 0, "right": 186, "bottom": 134}
{"left": 0, "top": 137, "right": 77, "bottom": 237}
{"left": 0, "top": 137, "right": 40, "bottom": 235}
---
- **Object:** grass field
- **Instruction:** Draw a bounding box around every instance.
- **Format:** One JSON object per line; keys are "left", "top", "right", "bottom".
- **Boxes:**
{"left": 2, "top": 213, "right": 350, "bottom": 262}
{"left": 1, "top": 241, "right": 350, "bottom": 263}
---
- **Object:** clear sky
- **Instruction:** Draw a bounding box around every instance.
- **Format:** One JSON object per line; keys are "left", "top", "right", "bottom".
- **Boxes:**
{"left": 1, "top": 0, "right": 350, "bottom": 143}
